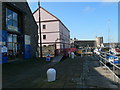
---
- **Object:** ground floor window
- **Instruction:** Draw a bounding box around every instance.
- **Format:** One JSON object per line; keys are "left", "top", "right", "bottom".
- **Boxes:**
{"left": 8, "top": 33, "right": 22, "bottom": 59}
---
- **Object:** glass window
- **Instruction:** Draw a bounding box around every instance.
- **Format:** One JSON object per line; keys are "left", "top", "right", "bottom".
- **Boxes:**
{"left": 6, "top": 19, "right": 12, "bottom": 26}
{"left": 43, "top": 25, "right": 46, "bottom": 29}
{"left": 13, "top": 43, "right": 15, "bottom": 51}
{"left": 8, "top": 43, "right": 13, "bottom": 50}
{"left": 6, "top": 8, "right": 12, "bottom": 19}
{"left": 43, "top": 35, "right": 46, "bottom": 39}
{"left": 6, "top": 8, "right": 19, "bottom": 32}
{"left": 13, "top": 20, "right": 18, "bottom": 27}
{"left": 8, "top": 34, "right": 12, "bottom": 42}
{"left": 13, "top": 12, "right": 18, "bottom": 21}
{"left": 13, "top": 35, "right": 17, "bottom": 42}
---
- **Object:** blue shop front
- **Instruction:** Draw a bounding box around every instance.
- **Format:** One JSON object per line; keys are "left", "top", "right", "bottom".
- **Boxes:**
{"left": 1, "top": 7, "right": 31, "bottom": 64}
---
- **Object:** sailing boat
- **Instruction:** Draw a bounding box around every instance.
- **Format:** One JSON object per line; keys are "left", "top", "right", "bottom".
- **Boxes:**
{"left": 108, "top": 46, "right": 120, "bottom": 65}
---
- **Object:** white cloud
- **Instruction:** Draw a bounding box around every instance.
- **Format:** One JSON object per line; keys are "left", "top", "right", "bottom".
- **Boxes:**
{"left": 84, "top": 6, "right": 95, "bottom": 12}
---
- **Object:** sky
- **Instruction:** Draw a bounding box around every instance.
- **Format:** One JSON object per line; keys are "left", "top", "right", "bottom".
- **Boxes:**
{"left": 28, "top": 2, "right": 118, "bottom": 43}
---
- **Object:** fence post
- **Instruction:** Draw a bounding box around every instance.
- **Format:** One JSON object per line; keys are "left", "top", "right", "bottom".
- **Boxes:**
{"left": 104, "top": 59, "right": 107, "bottom": 73}
{"left": 113, "top": 65, "right": 115, "bottom": 82}
{"left": 117, "top": 68, "right": 119, "bottom": 84}
{"left": 100, "top": 57, "right": 102, "bottom": 67}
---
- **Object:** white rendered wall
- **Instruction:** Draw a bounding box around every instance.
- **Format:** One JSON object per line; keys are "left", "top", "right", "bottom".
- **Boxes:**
{"left": 38, "top": 21, "right": 60, "bottom": 44}
{"left": 59, "top": 22, "right": 70, "bottom": 48}
{"left": 33, "top": 8, "right": 57, "bottom": 22}
{"left": 33, "top": 8, "right": 70, "bottom": 49}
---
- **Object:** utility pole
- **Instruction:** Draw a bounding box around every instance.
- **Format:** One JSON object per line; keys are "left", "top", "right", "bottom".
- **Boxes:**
{"left": 108, "top": 19, "right": 111, "bottom": 49}
{"left": 38, "top": 0, "right": 42, "bottom": 58}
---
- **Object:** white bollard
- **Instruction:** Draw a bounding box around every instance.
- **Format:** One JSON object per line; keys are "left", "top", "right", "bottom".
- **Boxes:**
{"left": 47, "top": 68, "right": 56, "bottom": 82}
{"left": 81, "top": 53, "right": 83, "bottom": 57}
{"left": 68, "top": 51, "right": 71, "bottom": 58}
{"left": 36, "top": 52, "right": 38, "bottom": 58}
{"left": 71, "top": 52, "right": 74, "bottom": 59}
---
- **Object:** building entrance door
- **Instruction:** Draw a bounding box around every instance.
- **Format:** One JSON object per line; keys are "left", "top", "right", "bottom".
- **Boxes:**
{"left": 8, "top": 34, "right": 21, "bottom": 60}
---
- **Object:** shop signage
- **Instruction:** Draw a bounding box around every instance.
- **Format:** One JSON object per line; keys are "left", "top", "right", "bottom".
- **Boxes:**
{"left": 1, "top": 46, "right": 7, "bottom": 53}
{"left": 8, "top": 25, "right": 18, "bottom": 32}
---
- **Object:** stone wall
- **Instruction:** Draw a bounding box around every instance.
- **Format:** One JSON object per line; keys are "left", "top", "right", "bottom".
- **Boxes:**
{"left": 74, "top": 40, "right": 96, "bottom": 48}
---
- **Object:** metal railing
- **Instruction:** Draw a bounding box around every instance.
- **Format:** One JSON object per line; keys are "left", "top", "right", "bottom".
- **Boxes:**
{"left": 96, "top": 54, "right": 120, "bottom": 88}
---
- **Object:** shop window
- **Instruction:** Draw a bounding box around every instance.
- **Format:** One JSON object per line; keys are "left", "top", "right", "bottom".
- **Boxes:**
{"left": 43, "top": 25, "right": 46, "bottom": 29}
{"left": 7, "top": 34, "right": 21, "bottom": 59}
{"left": 43, "top": 35, "right": 46, "bottom": 39}
{"left": 13, "top": 12, "right": 18, "bottom": 21}
{"left": 6, "top": 8, "right": 18, "bottom": 32}
{"left": 13, "top": 20, "right": 18, "bottom": 27}
{"left": 13, "top": 35, "right": 17, "bottom": 42}
{"left": 8, "top": 34, "right": 12, "bottom": 42}
{"left": 6, "top": 9, "right": 12, "bottom": 19}
{"left": 6, "top": 19, "right": 12, "bottom": 26}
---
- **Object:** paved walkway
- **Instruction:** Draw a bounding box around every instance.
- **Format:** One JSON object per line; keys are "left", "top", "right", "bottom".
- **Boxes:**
{"left": 52, "top": 55, "right": 63, "bottom": 63}
{"left": 2, "top": 56, "right": 84, "bottom": 88}
{"left": 77, "top": 56, "right": 119, "bottom": 88}
{"left": 2, "top": 56, "right": 120, "bottom": 88}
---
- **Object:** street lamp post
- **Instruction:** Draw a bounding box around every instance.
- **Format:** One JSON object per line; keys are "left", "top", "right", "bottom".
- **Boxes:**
{"left": 108, "top": 19, "right": 111, "bottom": 49}
{"left": 38, "top": 0, "right": 42, "bottom": 58}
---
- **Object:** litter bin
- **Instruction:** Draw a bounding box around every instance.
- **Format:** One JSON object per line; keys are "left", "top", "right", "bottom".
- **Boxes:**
{"left": 47, "top": 68, "right": 56, "bottom": 82}
{"left": 46, "top": 54, "right": 51, "bottom": 61}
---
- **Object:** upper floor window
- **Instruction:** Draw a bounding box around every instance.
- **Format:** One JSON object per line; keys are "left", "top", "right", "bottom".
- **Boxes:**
{"left": 6, "top": 8, "right": 19, "bottom": 32}
{"left": 43, "top": 35, "right": 46, "bottom": 39}
{"left": 43, "top": 25, "right": 46, "bottom": 29}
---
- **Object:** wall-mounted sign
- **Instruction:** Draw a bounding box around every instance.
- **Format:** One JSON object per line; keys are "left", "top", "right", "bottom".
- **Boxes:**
{"left": 8, "top": 25, "right": 18, "bottom": 32}
{"left": 1, "top": 46, "right": 7, "bottom": 53}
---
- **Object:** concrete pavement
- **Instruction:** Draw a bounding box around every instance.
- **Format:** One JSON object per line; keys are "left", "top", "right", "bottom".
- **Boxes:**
{"left": 77, "top": 56, "right": 119, "bottom": 88}
{"left": 2, "top": 56, "right": 120, "bottom": 88}
{"left": 52, "top": 55, "right": 63, "bottom": 63}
